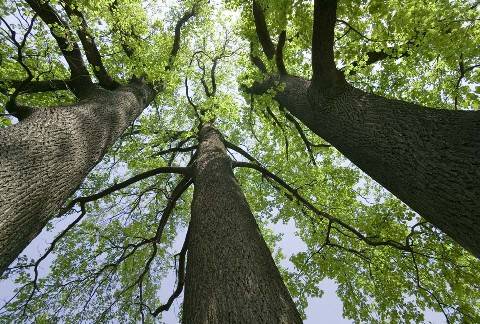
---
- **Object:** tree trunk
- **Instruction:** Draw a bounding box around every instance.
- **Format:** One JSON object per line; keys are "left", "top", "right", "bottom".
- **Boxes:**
{"left": 183, "top": 124, "right": 302, "bottom": 323}
{"left": 252, "top": 75, "right": 480, "bottom": 257}
{"left": 0, "top": 80, "right": 155, "bottom": 274}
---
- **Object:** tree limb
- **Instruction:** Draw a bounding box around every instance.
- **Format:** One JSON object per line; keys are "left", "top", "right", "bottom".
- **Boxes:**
{"left": 250, "top": 42, "right": 267, "bottom": 73}
{"left": 62, "top": 3, "right": 118, "bottom": 90}
{"left": 0, "top": 14, "right": 37, "bottom": 119}
{"left": 151, "top": 224, "right": 190, "bottom": 316}
{"left": 60, "top": 166, "right": 192, "bottom": 217}
{"left": 252, "top": 0, "right": 275, "bottom": 60}
{"left": 311, "top": 0, "right": 340, "bottom": 87}
{"left": 166, "top": 7, "right": 197, "bottom": 70}
{"left": 25, "top": 0, "right": 93, "bottom": 96}
{"left": 233, "top": 161, "right": 413, "bottom": 252}
{"left": 0, "top": 79, "right": 70, "bottom": 94}
{"left": 276, "top": 30, "right": 287, "bottom": 75}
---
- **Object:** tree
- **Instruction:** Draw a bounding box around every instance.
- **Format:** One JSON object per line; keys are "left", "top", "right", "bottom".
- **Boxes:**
{"left": 0, "top": 0, "right": 195, "bottom": 273}
{"left": 1, "top": 0, "right": 479, "bottom": 323}
{"left": 242, "top": 0, "right": 480, "bottom": 257}
{"left": 184, "top": 124, "right": 301, "bottom": 323}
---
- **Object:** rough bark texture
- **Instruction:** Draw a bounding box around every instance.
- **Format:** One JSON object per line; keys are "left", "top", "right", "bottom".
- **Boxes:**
{"left": 253, "top": 75, "right": 480, "bottom": 257}
{"left": 183, "top": 125, "right": 302, "bottom": 323}
{"left": 0, "top": 80, "right": 155, "bottom": 274}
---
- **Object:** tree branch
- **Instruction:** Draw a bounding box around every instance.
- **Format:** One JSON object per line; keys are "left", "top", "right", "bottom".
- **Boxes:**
{"left": 311, "top": 0, "right": 339, "bottom": 87}
{"left": 209, "top": 57, "right": 218, "bottom": 96}
{"left": 233, "top": 161, "right": 413, "bottom": 252}
{"left": 250, "top": 42, "right": 267, "bottom": 73}
{"left": 252, "top": 0, "right": 275, "bottom": 60}
{"left": 152, "top": 145, "right": 198, "bottom": 158}
{"left": 60, "top": 166, "right": 192, "bottom": 217}
{"left": 0, "top": 79, "right": 70, "bottom": 94}
{"left": 454, "top": 55, "right": 479, "bottom": 110}
{"left": 276, "top": 30, "right": 287, "bottom": 75}
{"left": 0, "top": 14, "right": 37, "bottom": 119}
{"left": 22, "top": 202, "right": 87, "bottom": 315}
{"left": 25, "top": 0, "right": 93, "bottom": 96}
{"left": 166, "top": 7, "right": 197, "bottom": 70}
{"left": 152, "top": 177, "right": 192, "bottom": 242}
{"left": 63, "top": 3, "right": 118, "bottom": 90}
{"left": 151, "top": 224, "right": 190, "bottom": 316}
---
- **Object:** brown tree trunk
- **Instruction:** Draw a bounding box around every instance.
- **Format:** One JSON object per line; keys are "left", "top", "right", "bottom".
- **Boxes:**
{"left": 251, "top": 75, "right": 480, "bottom": 257}
{"left": 183, "top": 124, "right": 302, "bottom": 323}
{"left": 0, "top": 80, "right": 155, "bottom": 274}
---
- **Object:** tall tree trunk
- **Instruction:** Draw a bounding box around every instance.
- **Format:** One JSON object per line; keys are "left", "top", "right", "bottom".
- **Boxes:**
{"left": 252, "top": 75, "right": 480, "bottom": 257}
{"left": 0, "top": 80, "right": 155, "bottom": 274}
{"left": 183, "top": 125, "right": 302, "bottom": 323}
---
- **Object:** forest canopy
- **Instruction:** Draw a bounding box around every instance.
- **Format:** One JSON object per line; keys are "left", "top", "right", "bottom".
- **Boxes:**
{"left": 0, "top": 0, "right": 479, "bottom": 323}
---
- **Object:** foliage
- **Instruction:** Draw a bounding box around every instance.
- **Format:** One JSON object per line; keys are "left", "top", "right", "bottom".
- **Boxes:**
{"left": 1, "top": 0, "right": 479, "bottom": 323}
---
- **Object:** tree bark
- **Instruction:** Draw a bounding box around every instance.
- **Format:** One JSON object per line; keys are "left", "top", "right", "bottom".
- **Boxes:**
{"left": 183, "top": 124, "right": 302, "bottom": 323}
{"left": 251, "top": 75, "right": 480, "bottom": 257}
{"left": 0, "top": 80, "right": 155, "bottom": 274}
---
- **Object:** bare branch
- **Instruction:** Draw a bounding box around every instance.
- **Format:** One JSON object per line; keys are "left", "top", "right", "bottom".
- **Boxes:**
{"left": 21, "top": 202, "right": 87, "bottom": 316}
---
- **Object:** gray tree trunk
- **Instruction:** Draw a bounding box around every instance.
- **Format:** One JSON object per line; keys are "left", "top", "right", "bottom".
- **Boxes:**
{"left": 0, "top": 80, "right": 155, "bottom": 274}
{"left": 183, "top": 124, "right": 302, "bottom": 323}
{"left": 253, "top": 75, "right": 480, "bottom": 257}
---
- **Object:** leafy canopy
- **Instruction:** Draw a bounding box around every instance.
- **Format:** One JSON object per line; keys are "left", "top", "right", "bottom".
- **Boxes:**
{"left": 0, "top": 0, "right": 479, "bottom": 323}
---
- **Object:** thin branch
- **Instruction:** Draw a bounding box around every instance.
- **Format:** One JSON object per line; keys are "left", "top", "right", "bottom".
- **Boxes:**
{"left": 233, "top": 161, "right": 413, "bottom": 253}
{"left": 454, "top": 54, "right": 480, "bottom": 109}
{"left": 21, "top": 202, "right": 87, "bottom": 316}
{"left": 336, "top": 19, "right": 375, "bottom": 42}
{"left": 152, "top": 145, "right": 197, "bottom": 158}
{"left": 346, "top": 30, "right": 429, "bottom": 74}
{"left": 59, "top": 166, "right": 192, "bottom": 217}
{"left": 151, "top": 225, "right": 190, "bottom": 316}
{"left": 265, "top": 105, "right": 289, "bottom": 160}
{"left": 0, "top": 14, "right": 37, "bottom": 119}
{"left": 410, "top": 253, "right": 451, "bottom": 323}
{"left": 281, "top": 109, "right": 329, "bottom": 164}
{"left": 224, "top": 140, "right": 261, "bottom": 165}
{"left": 185, "top": 77, "right": 203, "bottom": 122}
{"left": 152, "top": 177, "right": 192, "bottom": 243}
